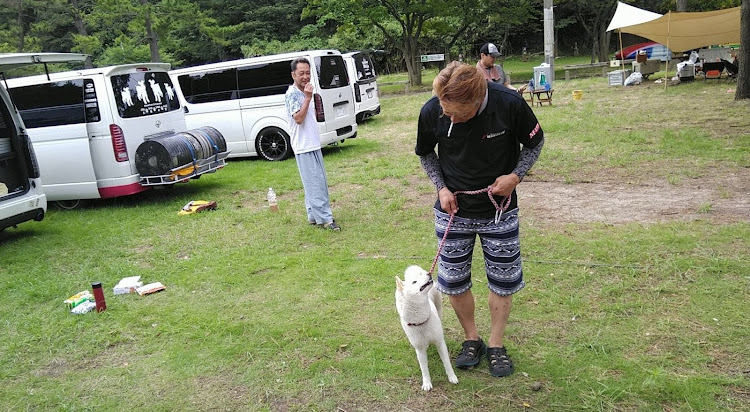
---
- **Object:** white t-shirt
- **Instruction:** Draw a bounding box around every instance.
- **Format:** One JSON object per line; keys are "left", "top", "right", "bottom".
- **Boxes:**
{"left": 285, "top": 85, "right": 321, "bottom": 154}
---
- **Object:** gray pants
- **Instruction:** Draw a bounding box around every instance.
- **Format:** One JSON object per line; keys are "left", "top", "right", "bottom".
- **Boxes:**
{"left": 295, "top": 149, "right": 333, "bottom": 224}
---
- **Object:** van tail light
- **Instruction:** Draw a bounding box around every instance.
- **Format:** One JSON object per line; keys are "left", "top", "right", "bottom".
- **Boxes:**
{"left": 20, "top": 134, "right": 41, "bottom": 179}
{"left": 109, "top": 124, "right": 129, "bottom": 162}
{"left": 353, "top": 83, "right": 361, "bottom": 103}
{"left": 313, "top": 93, "right": 325, "bottom": 122}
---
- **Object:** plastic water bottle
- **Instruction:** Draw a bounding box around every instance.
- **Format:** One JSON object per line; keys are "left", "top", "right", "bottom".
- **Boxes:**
{"left": 539, "top": 73, "right": 546, "bottom": 86}
{"left": 267, "top": 187, "right": 278, "bottom": 212}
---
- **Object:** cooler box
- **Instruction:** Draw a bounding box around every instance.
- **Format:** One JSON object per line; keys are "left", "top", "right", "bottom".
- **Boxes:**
{"left": 533, "top": 65, "right": 553, "bottom": 90}
{"left": 678, "top": 63, "right": 695, "bottom": 81}
{"left": 608, "top": 69, "right": 631, "bottom": 86}
{"left": 632, "top": 60, "right": 660, "bottom": 77}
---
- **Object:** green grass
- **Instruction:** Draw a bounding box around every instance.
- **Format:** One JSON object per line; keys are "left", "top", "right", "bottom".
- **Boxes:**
{"left": 1, "top": 75, "right": 749, "bottom": 411}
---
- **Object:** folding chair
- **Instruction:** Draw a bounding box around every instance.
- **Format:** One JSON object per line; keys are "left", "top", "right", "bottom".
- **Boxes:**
{"left": 701, "top": 61, "right": 724, "bottom": 80}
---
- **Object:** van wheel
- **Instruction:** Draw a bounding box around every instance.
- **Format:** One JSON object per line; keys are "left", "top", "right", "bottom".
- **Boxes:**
{"left": 256, "top": 127, "right": 292, "bottom": 161}
{"left": 55, "top": 200, "right": 85, "bottom": 210}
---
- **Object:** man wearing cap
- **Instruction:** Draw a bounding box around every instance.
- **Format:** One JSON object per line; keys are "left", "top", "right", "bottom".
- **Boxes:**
{"left": 478, "top": 43, "right": 527, "bottom": 94}
{"left": 477, "top": 43, "right": 508, "bottom": 84}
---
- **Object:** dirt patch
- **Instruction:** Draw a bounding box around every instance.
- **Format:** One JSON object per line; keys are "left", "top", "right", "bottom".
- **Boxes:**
{"left": 520, "top": 169, "right": 750, "bottom": 225}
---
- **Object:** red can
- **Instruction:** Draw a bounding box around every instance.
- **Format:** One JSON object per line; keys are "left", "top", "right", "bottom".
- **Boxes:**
{"left": 91, "top": 282, "right": 107, "bottom": 312}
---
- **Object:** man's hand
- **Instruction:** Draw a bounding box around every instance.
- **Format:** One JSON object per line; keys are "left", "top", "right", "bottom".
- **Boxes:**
{"left": 303, "top": 83, "right": 314, "bottom": 98}
{"left": 438, "top": 187, "right": 458, "bottom": 215}
{"left": 489, "top": 174, "right": 521, "bottom": 197}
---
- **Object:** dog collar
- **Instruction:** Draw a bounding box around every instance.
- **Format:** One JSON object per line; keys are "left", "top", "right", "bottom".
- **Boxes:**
{"left": 407, "top": 315, "right": 430, "bottom": 327}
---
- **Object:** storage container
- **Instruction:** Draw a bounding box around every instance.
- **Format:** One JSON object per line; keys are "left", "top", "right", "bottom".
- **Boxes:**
{"left": 533, "top": 64, "right": 553, "bottom": 90}
{"left": 608, "top": 69, "right": 632, "bottom": 86}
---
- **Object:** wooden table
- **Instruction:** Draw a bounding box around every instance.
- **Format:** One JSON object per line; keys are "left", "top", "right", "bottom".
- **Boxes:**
{"left": 527, "top": 88, "right": 553, "bottom": 106}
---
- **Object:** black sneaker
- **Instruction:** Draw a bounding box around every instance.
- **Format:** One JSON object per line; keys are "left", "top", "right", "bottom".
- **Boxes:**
{"left": 322, "top": 221, "right": 341, "bottom": 231}
{"left": 487, "top": 346, "right": 514, "bottom": 377}
{"left": 455, "top": 338, "right": 486, "bottom": 369}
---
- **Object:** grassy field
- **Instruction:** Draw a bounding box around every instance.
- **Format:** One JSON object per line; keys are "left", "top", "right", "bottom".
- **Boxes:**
{"left": 1, "top": 72, "right": 749, "bottom": 411}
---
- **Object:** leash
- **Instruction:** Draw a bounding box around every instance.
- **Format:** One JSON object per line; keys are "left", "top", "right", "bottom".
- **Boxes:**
{"left": 427, "top": 186, "right": 511, "bottom": 277}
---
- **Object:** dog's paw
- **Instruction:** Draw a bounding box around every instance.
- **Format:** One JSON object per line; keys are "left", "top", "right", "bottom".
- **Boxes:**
{"left": 421, "top": 380, "right": 433, "bottom": 391}
{"left": 448, "top": 373, "right": 459, "bottom": 384}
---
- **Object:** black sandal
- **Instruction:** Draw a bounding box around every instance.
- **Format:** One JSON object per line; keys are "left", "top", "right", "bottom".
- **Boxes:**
{"left": 487, "top": 346, "right": 514, "bottom": 377}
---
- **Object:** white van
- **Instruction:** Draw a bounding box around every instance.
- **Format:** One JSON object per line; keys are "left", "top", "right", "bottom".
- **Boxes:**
{"left": 7, "top": 63, "right": 228, "bottom": 206}
{"left": 0, "top": 53, "right": 88, "bottom": 231}
{"left": 170, "top": 50, "right": 358, "bottom": 161}
{"left": 342, "top": 51, "right": 381, "bottom": 122}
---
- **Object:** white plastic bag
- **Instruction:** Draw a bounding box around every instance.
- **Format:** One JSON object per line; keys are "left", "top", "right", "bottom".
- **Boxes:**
{"left": 624, "top": 72, "right": 643, "bottom": 86}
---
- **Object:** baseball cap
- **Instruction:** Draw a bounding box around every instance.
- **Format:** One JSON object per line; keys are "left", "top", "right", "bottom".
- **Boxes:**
{"left": 480, "top": 43, "right": 501, "bottom": 58}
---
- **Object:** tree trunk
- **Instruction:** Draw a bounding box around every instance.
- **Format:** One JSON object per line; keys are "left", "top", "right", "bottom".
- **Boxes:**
{"left": 140, "top": 0, "right": 160, "bottom": 62}
{"left": 597, "top": 27, "right": 609, "bottom": 62}
{"left": 590, "top": 37, "right": 598, "bottom": 63}
{"left": 403, "top": 36, "right": 422, "bottom": 87}
{"left": 676, "top": 0, "right": 687, "bottom": 12}
{"left": 70, "top": 0, "right": 94, "bottom": 69}
{"left": 404, "top": 51, "right": 422, "bottom": 87}
{"left": 16, "top": 0, "right": 25, "bottom": 52}
{"left": 736, "top": 0, "right": 749, "bottom": 100}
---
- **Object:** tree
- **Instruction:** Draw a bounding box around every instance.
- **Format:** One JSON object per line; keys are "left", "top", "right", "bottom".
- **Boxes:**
{"left": 560, "top": 0, "right": 617, "bottom": 63}
{"left": 479, "top": 0, "right": 540, "bottom": 55}
{"left": 194, "top": 0, "right": 308, "bottom": 59}
{"left": 1, "top": 0, "right": 46, "bottom": 52}
{"left": 736, "top": 0, "right": 748, "bottom": 100}
{"left": 69, "top": 0, "right": 95, "bottom": 68}
{"left": 306, "top": 0, "right": 477, "bottom": 86}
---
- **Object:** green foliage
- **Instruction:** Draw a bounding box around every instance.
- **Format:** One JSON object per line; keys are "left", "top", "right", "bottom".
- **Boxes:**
{"left": 95, "top": 34, "right": 180, "bottom": 66}
{"left": 240, "top": 24, "right": 333, "bottom": 58}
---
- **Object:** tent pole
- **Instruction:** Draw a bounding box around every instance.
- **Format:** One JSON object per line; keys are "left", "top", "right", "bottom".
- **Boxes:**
{"left": 664, "top": 11, "right": 672, "bottom": 90}
{"left": 619, "top": 30, "right": 624, "bottom": 71}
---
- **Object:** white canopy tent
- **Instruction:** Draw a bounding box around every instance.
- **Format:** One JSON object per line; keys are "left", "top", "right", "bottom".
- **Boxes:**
{"left": 606, "top": 2, "right": 662, "bottom": 33}
{"left": 607, "top": 2, "right": 664, "bottom": 84}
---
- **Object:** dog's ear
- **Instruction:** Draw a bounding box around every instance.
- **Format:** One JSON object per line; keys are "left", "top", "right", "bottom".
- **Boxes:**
{"left": 395, "top": 276, "right": 403, "bottom": 291}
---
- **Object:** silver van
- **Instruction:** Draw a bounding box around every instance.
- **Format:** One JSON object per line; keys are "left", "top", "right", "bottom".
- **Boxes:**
{"left": 0, "top": 53, "right": 87, "bottom": 232}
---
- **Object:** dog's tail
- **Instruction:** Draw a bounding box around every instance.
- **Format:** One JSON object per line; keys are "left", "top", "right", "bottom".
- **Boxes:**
{"left": 430, "top": 287, "right": 443, "bottom": 319}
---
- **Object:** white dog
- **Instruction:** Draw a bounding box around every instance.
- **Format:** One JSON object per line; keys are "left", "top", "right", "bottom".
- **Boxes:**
{"left": 395, "top": 265, "right": 458, "bottom": 391}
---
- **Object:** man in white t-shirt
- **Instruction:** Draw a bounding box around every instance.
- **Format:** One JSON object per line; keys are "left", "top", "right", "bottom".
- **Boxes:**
{"left": 284, "top": 57, "right": 340, "bottom": 231}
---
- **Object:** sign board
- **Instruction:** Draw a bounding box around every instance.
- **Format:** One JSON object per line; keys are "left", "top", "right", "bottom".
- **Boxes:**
{"left": 420, "top": 54, "right": 445, "bottom": 63}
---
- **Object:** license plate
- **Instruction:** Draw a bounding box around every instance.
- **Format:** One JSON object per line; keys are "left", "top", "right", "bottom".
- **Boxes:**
{"left": 336, "top": 105, "right": 345, "bottom": 117}
{"left": 367, "top": 90, "right": 373, "bottom": 98}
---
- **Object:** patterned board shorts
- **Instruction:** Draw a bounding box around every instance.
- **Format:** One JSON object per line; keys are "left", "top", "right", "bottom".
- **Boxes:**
{"left": 433, "top": 208, "right": 524, "bottom": 297}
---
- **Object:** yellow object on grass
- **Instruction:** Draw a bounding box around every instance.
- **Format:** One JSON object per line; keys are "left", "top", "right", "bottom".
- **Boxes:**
{"left": 178, "top": 200, "right": 217, "bottom": 215}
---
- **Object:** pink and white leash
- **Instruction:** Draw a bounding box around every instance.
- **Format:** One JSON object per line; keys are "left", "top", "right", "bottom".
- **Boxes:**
{"left": 427, "top": 187, "right": 511, "bottom": 277}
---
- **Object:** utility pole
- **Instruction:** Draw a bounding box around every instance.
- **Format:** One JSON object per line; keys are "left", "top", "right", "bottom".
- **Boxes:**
{"left": 543, "top": 0, "right": 555, "bottom": 83}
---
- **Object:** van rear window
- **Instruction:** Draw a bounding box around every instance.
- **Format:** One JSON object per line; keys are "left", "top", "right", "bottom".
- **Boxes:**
{"left": 315, "top": 56, "right": 349, "bottom": 89}
{"left": 110, "top": 71, "right": 180, "bottom": 118}
{"left": 352, "top": 53, "right": 377, "bottom": 81}
{"left": 10, "top": 80, "right": 94, "bottom": 128}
